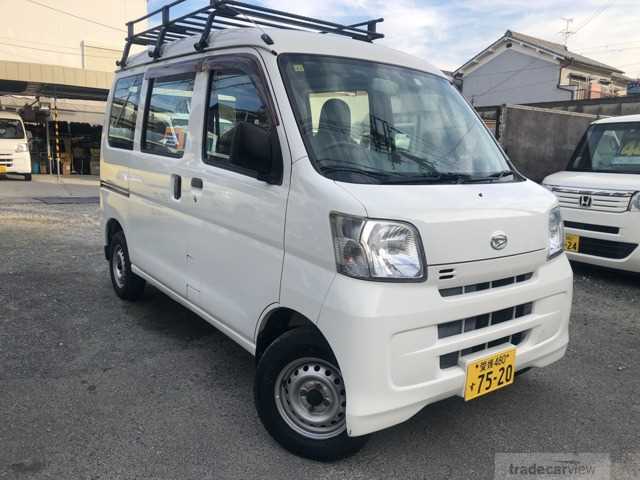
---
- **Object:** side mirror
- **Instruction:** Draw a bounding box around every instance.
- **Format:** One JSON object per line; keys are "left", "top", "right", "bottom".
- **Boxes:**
{"left": 230, "top": 122, "right": 283, "bottom": 185}
{"left": 26, "top": 131, "right": 33, "bottom": 141}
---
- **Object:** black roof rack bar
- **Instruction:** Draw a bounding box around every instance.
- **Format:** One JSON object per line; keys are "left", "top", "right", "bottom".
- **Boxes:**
{"left": 117, "top": 0, "right": 384, "bottom": 68}
{"left": 223, "top": 0, "right": 381, "bottom": 37}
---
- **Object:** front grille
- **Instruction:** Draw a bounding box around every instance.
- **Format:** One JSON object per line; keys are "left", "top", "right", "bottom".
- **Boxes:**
{"left": 440, "top": 273, "right": 533, "bottom": 297}
{"left": 440, "top": 330, "right": 528, "bottom": 369}
{"left": 551, "top": 186, "right": 632, "bottom": 213}
{"left": 564, "top": 221, "right": 619, "bottom": 234}
{"left": 577, "top": 237, "right": 638, "bottom": 259}
{"left": 438, "top": 302, "right": 533, "bottom": 340}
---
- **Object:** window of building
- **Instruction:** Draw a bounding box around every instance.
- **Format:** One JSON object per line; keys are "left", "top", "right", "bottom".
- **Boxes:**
{"left": 204, "top": 68, "right": 272, "bottom": 175}
{"left": 142, "top": 72, "right": 195, "bottom": 158}
{"left": 108, "top": 74, "right": 143, "bottom": 150}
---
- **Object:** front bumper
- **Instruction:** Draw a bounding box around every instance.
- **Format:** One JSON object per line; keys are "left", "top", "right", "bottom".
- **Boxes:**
{"left": 561, "top": 207, "right": 640, "bottom": 273}
{"left": 317, "top": 251, "right": 573, "bottom": 437}
{"left": 0, "top": 151, "right": 31, "bottom": 174}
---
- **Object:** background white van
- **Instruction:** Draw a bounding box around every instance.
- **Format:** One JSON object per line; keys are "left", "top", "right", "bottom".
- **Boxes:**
{"left": 0, "top": 111, "right": 32, "bottom": 181}
{"left": 544, "top": 115, "right": 640, "bottom": 273}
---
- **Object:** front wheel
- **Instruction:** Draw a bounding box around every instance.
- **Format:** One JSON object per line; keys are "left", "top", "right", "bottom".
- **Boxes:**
{"left": 254, "top": 328, "right": 369, "bottom": 461}
{"left": 24, "top": 173, "right": 32, "bottom": 181}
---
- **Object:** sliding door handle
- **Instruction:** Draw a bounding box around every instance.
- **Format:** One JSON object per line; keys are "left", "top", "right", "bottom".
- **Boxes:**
{"left": 171, "top": 174, "right": 182, "bottom": 200}
{"left": 191, "top": 177, "right": 204, "bottom": 189}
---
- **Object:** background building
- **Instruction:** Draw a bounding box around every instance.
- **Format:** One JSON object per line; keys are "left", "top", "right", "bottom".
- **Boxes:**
{"left": 454, "top": 30, "right": 630, "bottom": 108}
{"left": 0, "top": 0, "right": 146, "bottom": 175}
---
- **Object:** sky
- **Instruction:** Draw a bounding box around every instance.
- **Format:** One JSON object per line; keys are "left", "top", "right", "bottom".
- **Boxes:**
{"left": 147, "top": 0, "right": 640, "bottom": 78}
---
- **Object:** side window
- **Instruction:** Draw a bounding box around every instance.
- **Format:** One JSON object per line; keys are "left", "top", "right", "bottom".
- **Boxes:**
{"left": 142, "top": 72, "right": 195, "bottom": 158}
{"left": 108, "top": 75, "right": 143, "bottom": 150}
{"left": 204, "top": 67, "right": 272, "bottom": 175}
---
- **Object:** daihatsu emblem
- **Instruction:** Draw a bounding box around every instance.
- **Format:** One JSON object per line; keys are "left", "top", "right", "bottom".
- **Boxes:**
{"left": 580, "top": 194, "right": 592, "bottom": 208}
{"left": 491, "top": 232, "right": 508, "bottom": 250}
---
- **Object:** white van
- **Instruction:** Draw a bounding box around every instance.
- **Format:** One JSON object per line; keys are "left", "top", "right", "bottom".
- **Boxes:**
{"left": 100, "top": 1, "right": 573, "bottom": 461}
{"left": 0, "top": 111, "right": 32, "bottom": 181}
{"left": 544, "top": 115, "right": 640, "bottom": 273}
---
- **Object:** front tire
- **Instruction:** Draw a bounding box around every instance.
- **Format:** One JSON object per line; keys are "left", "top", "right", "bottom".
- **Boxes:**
{"left": 24, "top": 173, "right": 32, "bottom": 181}
{"left": 109, "top": 231, "right": 145, "bottom": 301}
{"left": 254, "top": 328, "right": 369, "bottom": 461}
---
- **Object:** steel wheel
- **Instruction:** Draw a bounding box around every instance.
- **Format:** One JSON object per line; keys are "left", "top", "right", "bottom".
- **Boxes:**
{"left": 111, "top": 245, "right": 126, "bottom": 289}
{"left": 274, "top": 357, "right": 346, "bottom": 440}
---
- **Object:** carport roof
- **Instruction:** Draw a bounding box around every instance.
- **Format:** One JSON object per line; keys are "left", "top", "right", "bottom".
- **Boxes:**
{"left": 0, "top": 60, "right": 111, "bottom": 101}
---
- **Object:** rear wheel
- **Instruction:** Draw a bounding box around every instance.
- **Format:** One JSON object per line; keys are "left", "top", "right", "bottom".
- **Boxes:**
{"left": 254, "top": 328, "right": 369, "bottom": 461}
{"left": 109, "top": 231, "right": 145, "bottom": 301}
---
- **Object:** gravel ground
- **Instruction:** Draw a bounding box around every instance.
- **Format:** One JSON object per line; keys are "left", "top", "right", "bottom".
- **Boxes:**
{"left": 1, "top": 201, "right": 639, "bottom": 480}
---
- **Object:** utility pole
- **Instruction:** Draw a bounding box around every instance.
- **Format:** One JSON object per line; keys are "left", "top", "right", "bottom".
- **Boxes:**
{"left": 559, "top": 17, "right": 574, "bottom": 47}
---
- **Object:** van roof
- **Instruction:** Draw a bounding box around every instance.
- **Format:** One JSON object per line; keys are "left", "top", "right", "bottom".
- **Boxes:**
{"left": 121, "top": 27, "right": 445, "bottom": 79}
{"left": 0, "top": 111, "right": 23, "bottom": 121}
{"left": 592, "top": 114, "right": 640, "bottom": 125}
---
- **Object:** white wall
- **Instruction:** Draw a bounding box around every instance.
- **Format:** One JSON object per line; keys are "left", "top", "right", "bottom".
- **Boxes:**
{"left": 0, "top": 0, "right": 146, "bottom": 72}
{"left": 460, "top": 47, "right": 572, "bottom": 107}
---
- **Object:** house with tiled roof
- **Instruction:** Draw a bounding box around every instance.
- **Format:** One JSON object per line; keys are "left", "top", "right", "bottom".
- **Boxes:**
{"left": 453, "top": 30, "right": 630, "bottom": 107}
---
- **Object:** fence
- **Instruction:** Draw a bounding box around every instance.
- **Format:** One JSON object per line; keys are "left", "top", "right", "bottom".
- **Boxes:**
{"left": 477, "top": 104, "right": 602, "bottom": 182}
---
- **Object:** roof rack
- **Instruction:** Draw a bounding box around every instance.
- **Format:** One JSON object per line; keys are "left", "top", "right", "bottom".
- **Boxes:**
{"left": 117, "top": 0, "right": 384, "bottom": 68}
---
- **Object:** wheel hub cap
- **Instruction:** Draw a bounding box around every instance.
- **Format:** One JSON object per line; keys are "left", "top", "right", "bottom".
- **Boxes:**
{"left": 275, "top": 357, "right": 346, "bottom": 440}
{"left": 112, "top": 246, "right": 126, "bottom": 289}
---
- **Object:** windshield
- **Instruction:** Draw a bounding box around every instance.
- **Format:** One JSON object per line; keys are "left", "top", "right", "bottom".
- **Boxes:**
{"left": 0, "top": 119, "right": 25, "bottom": 140}
{"left": 279, "top": 54, "right": 516, "bottom": 184}
{"left": 569, "top": 123, "right": 640, "bottom": 174}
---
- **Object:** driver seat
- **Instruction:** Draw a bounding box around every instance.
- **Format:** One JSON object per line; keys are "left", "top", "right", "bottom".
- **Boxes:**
{"left": 315, "top": 99, "right": 353, "bottom": 146}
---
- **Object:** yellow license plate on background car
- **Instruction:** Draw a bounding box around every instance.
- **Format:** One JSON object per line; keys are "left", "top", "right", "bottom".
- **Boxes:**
{"left": 0, "top": 166, "right": 6, "bottom": 173}
{"left": 565, "top": 233, "right": 580, "bottom": 252}
{"left": 464, "top": 348, "right": 516, "bottom": 401}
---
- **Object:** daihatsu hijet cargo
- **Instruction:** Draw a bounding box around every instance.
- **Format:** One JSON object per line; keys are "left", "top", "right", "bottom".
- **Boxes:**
{"left": 544, "top": 115, "right": 640, "bottom": 273}
{"left": 100, "top": 0, "right": 573, "bottom": 461}
{"left": 0, "top": 111, "right": 31, "bottom": 181}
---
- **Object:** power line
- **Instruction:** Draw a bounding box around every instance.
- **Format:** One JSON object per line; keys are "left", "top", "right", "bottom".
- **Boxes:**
{"left": 0, "top": 35, "right": 86, "bottom": 52}
{"left": 471, "top": 56, "right": 540, "bottom": 101}
{"left": 460, "top": 63, "right": 559, "bottom": 79}
{"left": 22, "top": 0, "right": 126, "bottom": 32}
{"left": 573, "top": 0, "right": 616, "bottom": 35}
{"left": 577, "top": 39, "right": 640, "bottom": 52}
{"left": 578, "top": 45, "right": 640, "bottom": 54}
{"left": 0, "top": 40, "right": 120, "bottom": 60}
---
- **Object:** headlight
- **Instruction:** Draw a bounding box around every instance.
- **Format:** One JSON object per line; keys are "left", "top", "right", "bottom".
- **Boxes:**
{"left": 330, "top": 213, "right": 425, "bottom": 281}
{"left": 15, "top": 143, "right": 28, "bottom": 153}
{"left": 548, "top": 206, "right": 564, "bottom": 259}
{"left": 630, "top": 192, "right": 640, "bottom": 211}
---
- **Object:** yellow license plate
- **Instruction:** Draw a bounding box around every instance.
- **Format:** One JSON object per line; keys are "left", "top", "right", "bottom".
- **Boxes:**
{"left": 0, "top": 166, "right": 6, "bottom": 173}
{"left": 565, "top": 233, "right": 580, "bottom": 252}
{"left": 464, "top": 348, "right": 516, "bottom": 401}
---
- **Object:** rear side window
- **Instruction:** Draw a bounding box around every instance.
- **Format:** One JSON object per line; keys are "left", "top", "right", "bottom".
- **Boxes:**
{"left": 142, "top": 72, "right": 195, "bottom": 158}
{"left": 204, "top": 68, "right": 271, "bottom": 174}
{"left": 108, "top": 75, "right": 143, "bottom": 150}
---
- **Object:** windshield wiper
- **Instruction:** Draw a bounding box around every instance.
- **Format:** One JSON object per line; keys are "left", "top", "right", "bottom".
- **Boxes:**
{"left": 381, "top": 172, "right": 469, "bottom": 184}
{"left": 318, "top": 165, "right": 389, "bottom": 182}
{"left": 381, "top": 170, "right": 515, "bottom": 185}
{"left": 458, "top": 170, "right": 515, "bottom": 183}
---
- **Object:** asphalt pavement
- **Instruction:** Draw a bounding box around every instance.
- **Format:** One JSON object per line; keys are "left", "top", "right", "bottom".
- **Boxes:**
{"left": 0, "top": 181, "right": 638, "bottom": 479}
